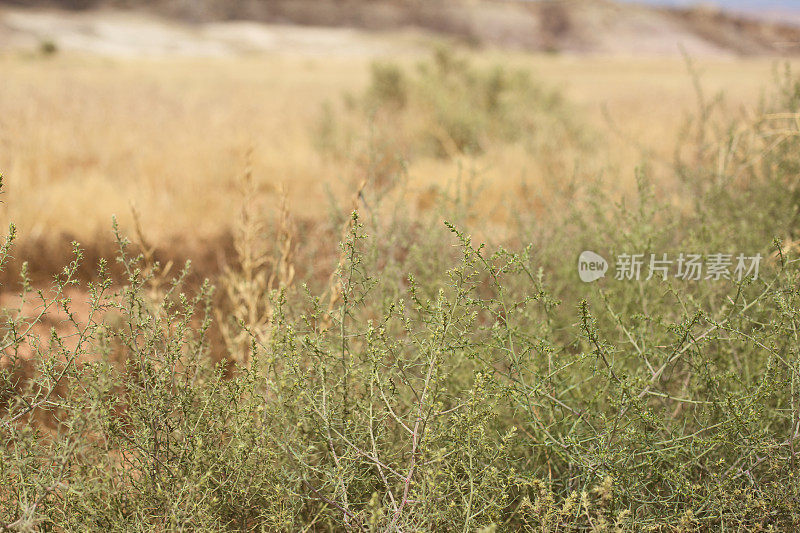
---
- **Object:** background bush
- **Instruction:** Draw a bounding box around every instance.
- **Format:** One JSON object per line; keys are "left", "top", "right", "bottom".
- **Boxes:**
{"left": 315, "top": 48, "right": 591, "bottom": 192}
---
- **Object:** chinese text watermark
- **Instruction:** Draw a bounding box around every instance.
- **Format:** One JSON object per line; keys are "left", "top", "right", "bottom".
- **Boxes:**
{"left": 578, "top": 251, "right": 761, "bottom": 283}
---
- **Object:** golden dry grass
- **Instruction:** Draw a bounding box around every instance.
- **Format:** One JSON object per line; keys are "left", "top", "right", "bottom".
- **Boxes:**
{"left": 0, "top": 48, "right": 796, "bottom": 253}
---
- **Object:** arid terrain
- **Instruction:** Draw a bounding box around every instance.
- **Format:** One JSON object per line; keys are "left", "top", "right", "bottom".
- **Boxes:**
{"left": 5, "top": 0, "right": 800, "bottom": 56}
{"left": 3, "top": 2, "right": 800, "bottom": 530}
{"left": 1, "top": 2, "right": 798, "bottom": 277}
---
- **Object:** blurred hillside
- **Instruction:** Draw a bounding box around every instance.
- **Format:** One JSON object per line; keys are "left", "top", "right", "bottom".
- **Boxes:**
{"left": 2, "top": 0, "right": 800, "bottom": 56}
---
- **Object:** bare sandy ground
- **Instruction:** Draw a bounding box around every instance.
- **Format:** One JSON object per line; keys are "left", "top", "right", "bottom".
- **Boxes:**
{"left": 3, "top": 0, "right": 800, "bottom": 59}
{"left": 0, "top": 7, "right": 419, "bottom": 57}
{"left": 2, "top": 5, "right": 781, "bottom": 59}
{"left": 568, "top": 3, "right": 732, "bottom": 57}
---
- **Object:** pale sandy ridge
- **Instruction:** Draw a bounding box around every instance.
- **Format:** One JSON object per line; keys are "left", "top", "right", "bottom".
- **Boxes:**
{"left": 0, "top": 8, "right": 418, "bottom": 58}
{"left": 2, "top": 3, "right": 799, "bottom": 59}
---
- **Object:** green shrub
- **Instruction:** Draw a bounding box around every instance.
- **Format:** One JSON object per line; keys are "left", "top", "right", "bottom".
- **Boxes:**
{"left": 315, "top": 46, "right": 591, "bottom": 162}
{"left": 39, "top": 39, "right": 58, "bottom": 56}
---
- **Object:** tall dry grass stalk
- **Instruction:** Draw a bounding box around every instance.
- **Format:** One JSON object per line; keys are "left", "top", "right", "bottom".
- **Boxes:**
{"left": 217, "top": 156, "right": 295, "bottom": 368}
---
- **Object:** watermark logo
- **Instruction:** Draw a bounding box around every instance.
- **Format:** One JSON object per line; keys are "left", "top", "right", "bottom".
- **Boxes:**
{"left": 578, "top": 251, "right": 608, "bottom": 283}
{"left": 578, "top": 251, "right": 762, "bottom": 283}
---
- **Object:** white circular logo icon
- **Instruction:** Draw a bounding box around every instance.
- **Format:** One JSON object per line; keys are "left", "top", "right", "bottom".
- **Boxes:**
{"left": 578, "top": 251, "right": 608, "bottom": 283}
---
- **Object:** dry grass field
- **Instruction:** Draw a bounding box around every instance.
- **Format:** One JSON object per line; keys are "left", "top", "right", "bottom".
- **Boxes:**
{"left": 1, "top": 45, "right": 794, "bottom": 265}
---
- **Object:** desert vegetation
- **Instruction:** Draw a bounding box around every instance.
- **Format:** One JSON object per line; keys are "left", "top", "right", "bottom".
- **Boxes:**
{"left": 2, "top": 9, "right": 800, "bottom": 531}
